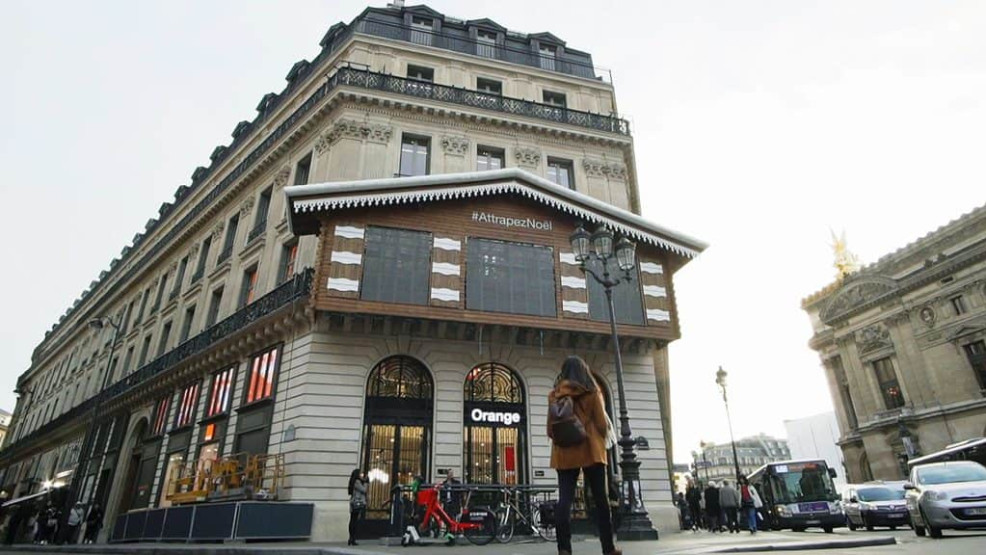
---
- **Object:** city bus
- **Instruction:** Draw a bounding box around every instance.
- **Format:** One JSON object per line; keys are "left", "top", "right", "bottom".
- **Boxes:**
{"left": 748, "top": 459, "right": 845, "bottom": 532}
{"left": 907, "top": 437, "right": 986, "bottom": 468}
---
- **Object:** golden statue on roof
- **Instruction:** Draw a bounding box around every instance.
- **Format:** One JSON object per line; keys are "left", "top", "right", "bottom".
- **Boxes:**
{"left": 831, "top": 230, "right": 861, "bottom": 279}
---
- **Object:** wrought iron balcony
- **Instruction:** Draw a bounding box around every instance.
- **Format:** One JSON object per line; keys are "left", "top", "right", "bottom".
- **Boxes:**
{"left": 0, "top": 269, "right": 314, "bottom": 463}
{"left": 217, "top": 244, "right": 233, "bottom": 265}
{"left": 331, "top": 66, "right": 630, "bottom": 136}
{"left": 247, "top": 220, "right": 267, "bottom": 244}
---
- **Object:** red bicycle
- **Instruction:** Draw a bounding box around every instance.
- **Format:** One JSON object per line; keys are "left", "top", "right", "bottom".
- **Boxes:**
{"left": 402, "top": 484, "right": 497, "bottom": 546}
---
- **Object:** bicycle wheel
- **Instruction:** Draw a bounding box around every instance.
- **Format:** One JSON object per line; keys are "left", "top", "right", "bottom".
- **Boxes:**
{"left": 462, "top": 507, "right": 497, "bottom": 546}
{"left": 494, "top": 506, "right": 515, "bottom": 543}
{"left": 534, "top": 505, "right": 556, "bottom": 542}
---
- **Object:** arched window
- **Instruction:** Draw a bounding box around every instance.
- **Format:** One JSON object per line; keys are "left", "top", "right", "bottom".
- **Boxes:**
{"left": 463, "top": 363, "right": 527, "bottom": 485}
{"left": 361, "top": 356, "right": 434, "bottom": 520}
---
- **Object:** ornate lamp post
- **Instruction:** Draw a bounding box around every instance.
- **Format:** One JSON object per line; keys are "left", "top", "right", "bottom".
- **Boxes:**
{"left": 569, "top": 224, "right": 657, "bottom": 540}
{"left": 715, "top": 366, "right": 743, "bottom": 481}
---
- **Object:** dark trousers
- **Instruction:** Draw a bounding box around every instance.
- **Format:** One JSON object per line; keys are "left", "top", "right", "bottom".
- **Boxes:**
{"left": 556, "top": 464, "right": 615, "bottom": 554}
{"left": 706, "top": 508, "right": 719, "bottom": 531}
{"left": 348, "top": 508, "right": 364, "bottom": 542}
{"left": 724, "top": 507, "right": 738, "bottom": 532}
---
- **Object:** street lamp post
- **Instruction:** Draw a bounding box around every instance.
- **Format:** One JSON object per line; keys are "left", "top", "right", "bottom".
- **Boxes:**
{"left": 62, "top": 316, "right": 121, "bottom": 538}
{"left": 570, "top": 224, "right": 658, "bottom": 541}
{"left": 715, "top": 366, "right": 743, "bottom": 481}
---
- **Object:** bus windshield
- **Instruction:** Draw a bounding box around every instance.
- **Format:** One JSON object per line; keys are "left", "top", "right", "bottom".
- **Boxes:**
{"left": 768, "top": 462, "right": 838, "bottom": 504}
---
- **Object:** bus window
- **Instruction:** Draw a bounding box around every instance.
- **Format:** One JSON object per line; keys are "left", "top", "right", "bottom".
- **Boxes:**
{"left": 769, "top": 463, "right": 839, "bottom": 503}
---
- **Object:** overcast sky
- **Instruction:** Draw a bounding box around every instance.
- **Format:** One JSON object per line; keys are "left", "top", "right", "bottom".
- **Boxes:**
{"left": 2, "top": 1, "right": 984, "bottom": 464}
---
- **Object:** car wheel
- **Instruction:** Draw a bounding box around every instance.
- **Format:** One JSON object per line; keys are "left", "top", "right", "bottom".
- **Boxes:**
{"left": 792, "top": 527, "right": 805, "bottom": 532}
{"left": 890, "top": 525, "right": 896, "bottom": 531}
{"left": 914, "top": 524, "right": 926, "bottom": 537}
{"left": 920, "top": 508, "right": 942, "bottom": 539}
{"left": 823, "top": 526, "right": 834, "bottom": 534}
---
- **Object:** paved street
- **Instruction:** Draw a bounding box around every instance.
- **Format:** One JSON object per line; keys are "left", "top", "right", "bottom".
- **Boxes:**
{"left": 0, "top": 528, "right": 983, "bottom": 555}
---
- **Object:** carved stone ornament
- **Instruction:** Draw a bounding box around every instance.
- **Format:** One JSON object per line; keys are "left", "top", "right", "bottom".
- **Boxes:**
{"left": 239, "top": 197, "right": 255, "bottom": 218}
{"left": 365, "top": 123, "right": 392, "bottom": 144}
{"left": 211, "top": 222, "right": 225, "bottom": 242}
{"left": 581, "top": 158, "right": 628, "bottom": 180}
{"left": 820, "top": 277, "right": 898, "bottom": 324}
{"left": 320, "top": 119, "right": 393, "bottom": 149}
{"left": 856, "top": 324, "right": 893, "bottom": 354}
{"left": 441, "top": 135, "right": 470, "bottom": 156}
{"left": 513, "top": 147, "right": 541, "bottom": 168}
{"left": 188, "top": 244, "right": 200, "bottom": 260}
{"left": 168, "top": 260, "right": 178, "bottom": 274}
{"left": 919, "top": 306, "right": 936, "bottom": 327}
{"left": 273, "top": 165, "right": 292, "bottom": 188}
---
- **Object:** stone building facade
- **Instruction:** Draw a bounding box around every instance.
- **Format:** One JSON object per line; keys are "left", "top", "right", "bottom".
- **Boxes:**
{"left": 802, "top": 204, "right": 986, "bottom": 483}
{"left": 0, "top": 4, "right": 706, "bottom": 543}
{"left": 692, "top": 435, "right": 790, "bottom": 485}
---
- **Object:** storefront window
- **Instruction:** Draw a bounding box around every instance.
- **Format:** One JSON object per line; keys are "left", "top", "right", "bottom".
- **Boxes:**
{"left": 361, "top": 227, "right": 432, "bottom": 305}
{"left": 463, "top": 363, "right": 527, "bottom": 485}
{"left": 466, "top": 238, "right": 556, "bottom": 317}
{"left": 159, "top": 453, "right": 185, "bottom": 508}
{"left": 586, "top": 263, "right": 645, "bottom": 325}
{"left": 360, "top": 356, "right": 434, "bottom": 519}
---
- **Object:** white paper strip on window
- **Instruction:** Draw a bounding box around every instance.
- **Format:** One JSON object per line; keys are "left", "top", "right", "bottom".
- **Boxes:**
{"left": 646, "top": 308, "right": 671, "bottom": 322}
{"left": 431, "top": 262, "right": 460, "bottom": 276}
{"left": 430, "top": 287, "right": 460, "bottom": 302}
{"left": 330, "top": 251, "right": 362, "bottom": 265}
{"left": 434, "top": 237, "right": 461, "bottom": 251}
{"left": 559, "top": 252, "right": 580, "bottom": 265}
{"left": 562, "top": 300, "right": 589, "bottom": 314}
{"left": 334, "top": 225, "right": 365, "bottom": 239}
{"left": 640, "top": 262, "right": 663, "bottom": 274}
{"left": 327, "top": 277, "right": 359, "bottom": 292}
{"left": 561, "top": 276, "right": 587, "bottom": 289}
{"left": 642, "top": 285, "right": 667, "bottom": 298}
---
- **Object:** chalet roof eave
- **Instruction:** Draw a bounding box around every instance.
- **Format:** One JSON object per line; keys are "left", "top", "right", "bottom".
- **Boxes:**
{"left": 284, "top": 168, "right": 708, "bottom": 259}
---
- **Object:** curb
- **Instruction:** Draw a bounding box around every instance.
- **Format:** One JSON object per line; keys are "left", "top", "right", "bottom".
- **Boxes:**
{"left": 710, "top": 536, "right": 897, "bottom": 552}
{"left": 0, "top": 547, "right": 373, "bottom": 555}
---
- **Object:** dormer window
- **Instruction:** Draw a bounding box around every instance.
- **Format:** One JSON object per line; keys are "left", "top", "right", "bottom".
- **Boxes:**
{"left": 410, "top": 16, "right": 433, "bottom": 46}
{"left": 539, "top": 44, "right": 557, "bottom": 71}
{"left": 476, "top": 29, "right": 497, "bottom": 58}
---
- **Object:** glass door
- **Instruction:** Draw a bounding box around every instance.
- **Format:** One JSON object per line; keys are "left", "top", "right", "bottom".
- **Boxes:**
{"left": 364, "top": 424, "right": 429, "bottom": 518}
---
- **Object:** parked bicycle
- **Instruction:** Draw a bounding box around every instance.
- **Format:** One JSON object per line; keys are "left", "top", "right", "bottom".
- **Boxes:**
{"left": 494, "top": 487, "right": 557, "bottom": 543}
{"left": 402, "top": 483, "right": 496, "bottom": 546}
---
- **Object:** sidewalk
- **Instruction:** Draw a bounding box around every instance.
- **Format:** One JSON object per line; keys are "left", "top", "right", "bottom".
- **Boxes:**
{"left": 0, "top": 530, "right": 896, "bottom": 555}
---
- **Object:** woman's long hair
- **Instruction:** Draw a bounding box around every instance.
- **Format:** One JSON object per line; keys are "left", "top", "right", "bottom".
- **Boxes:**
{"left": 556, "top": 355, "right": 597, "bottom": 392}
{"left": 348, "top": 468, "right": 362, "bottom": 496}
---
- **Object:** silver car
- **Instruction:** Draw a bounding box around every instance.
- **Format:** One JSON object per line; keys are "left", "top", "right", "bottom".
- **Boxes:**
{"left": 905, "top": 460, "right": 986, "bottom": 538}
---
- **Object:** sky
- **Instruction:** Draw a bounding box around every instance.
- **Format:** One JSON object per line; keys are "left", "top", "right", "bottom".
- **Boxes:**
{"left": 1, "top": 1, "right": 984, "bottom": 465}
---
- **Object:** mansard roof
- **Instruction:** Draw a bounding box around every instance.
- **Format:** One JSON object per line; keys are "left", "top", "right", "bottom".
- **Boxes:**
{"left": 285, "top": 168, "right": 707, "bottom": 260}
{"left": 466, "top": 18, "right": 507, "bottom": 32}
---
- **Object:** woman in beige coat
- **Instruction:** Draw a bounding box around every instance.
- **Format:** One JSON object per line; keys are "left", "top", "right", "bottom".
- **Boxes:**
{"left": 547, "top": 356, "right": 620, "bottom": 555}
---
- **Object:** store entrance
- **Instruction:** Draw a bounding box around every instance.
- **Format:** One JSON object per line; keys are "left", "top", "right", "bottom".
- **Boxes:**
{"left": 359, "top": 356, "right": 434, "bottom": 525}
{"left": 463, "top": 363, "right": 527, "bottom": 486}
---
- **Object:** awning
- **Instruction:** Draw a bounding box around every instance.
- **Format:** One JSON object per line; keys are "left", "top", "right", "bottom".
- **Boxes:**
{"left": 1, "top": 490, "right": 49, "bottom": 509}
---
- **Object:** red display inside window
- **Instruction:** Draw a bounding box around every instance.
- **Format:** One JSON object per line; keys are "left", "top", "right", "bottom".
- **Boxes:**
{"left": 245, "top": 346, "right": 279, "bottom": 404}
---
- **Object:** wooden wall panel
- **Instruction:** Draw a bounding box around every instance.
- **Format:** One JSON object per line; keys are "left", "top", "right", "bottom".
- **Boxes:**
{"left": 310, "top": 196, "right": 680, "bottom": 341}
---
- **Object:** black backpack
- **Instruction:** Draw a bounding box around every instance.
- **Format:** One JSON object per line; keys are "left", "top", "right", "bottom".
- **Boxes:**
{"left": 549, "top": 395, "right": 587, "bottom": 447}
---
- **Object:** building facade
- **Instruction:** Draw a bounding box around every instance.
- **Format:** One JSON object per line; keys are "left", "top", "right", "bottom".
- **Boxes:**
{"left": 692, "top": 435, "right": 790, "bottom": 485}
{"left": 783, "top": 412, "right": 846, "bottom": 492}
{"left": 0, "top": 410, "right": 10, "bottom": 449}
{"left": 802, "top": 204, "right": 986, "bottom": 483}
{"left": 0, "top": 4, "right": 706, "bottom": 543}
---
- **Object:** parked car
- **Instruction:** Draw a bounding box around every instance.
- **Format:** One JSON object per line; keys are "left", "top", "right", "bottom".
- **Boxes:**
{"left": 843, "top": 482, "right": 909, "bottom": 531}
{"left": 905, "top": 460, "right": 986, "bottom": 539}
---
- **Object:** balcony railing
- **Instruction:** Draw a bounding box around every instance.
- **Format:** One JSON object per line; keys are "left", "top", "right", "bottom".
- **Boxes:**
{"left": 216, "top": 244, "right": 233, "bottom": 265}
{"left": 332, "top": 66, "right": 630, "bottom": 136}
{"left": 0, "top": 269, "right": 314, "bottom": 463}
{"left": 247, "top": 220, "right": 267, "bottom": 244}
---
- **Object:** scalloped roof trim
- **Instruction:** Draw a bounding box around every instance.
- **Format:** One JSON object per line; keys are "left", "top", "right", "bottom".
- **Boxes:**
{"left": 286, "top": 168, "right": 707, "bottom": 258}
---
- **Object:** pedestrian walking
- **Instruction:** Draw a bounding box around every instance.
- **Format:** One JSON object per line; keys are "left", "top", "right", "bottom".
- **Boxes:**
{"left": 547, "top": 356, "right": 621, "bottom": 555}
{"left": 719, "top": 480, "right": 740, "bottom": 533}
{"left": 703, "top": 481, "right": 721, "bottom": 533}
{"left": 66, "top": 502, "right": 84, "bottom": 544}
{"left": 675, "top": 492, "right": 691, "bottom": 530}
{"left": 739, "top": 477, "right": 763, "bottom": 534}
{"left": 686, "top": 481, "right": 703, "bottom": 531}
{"left": 84, "top": 502, "right": 103, "bottom": 544}
{"left": 347, "top": 468, "right": 367, "bottom": 546}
